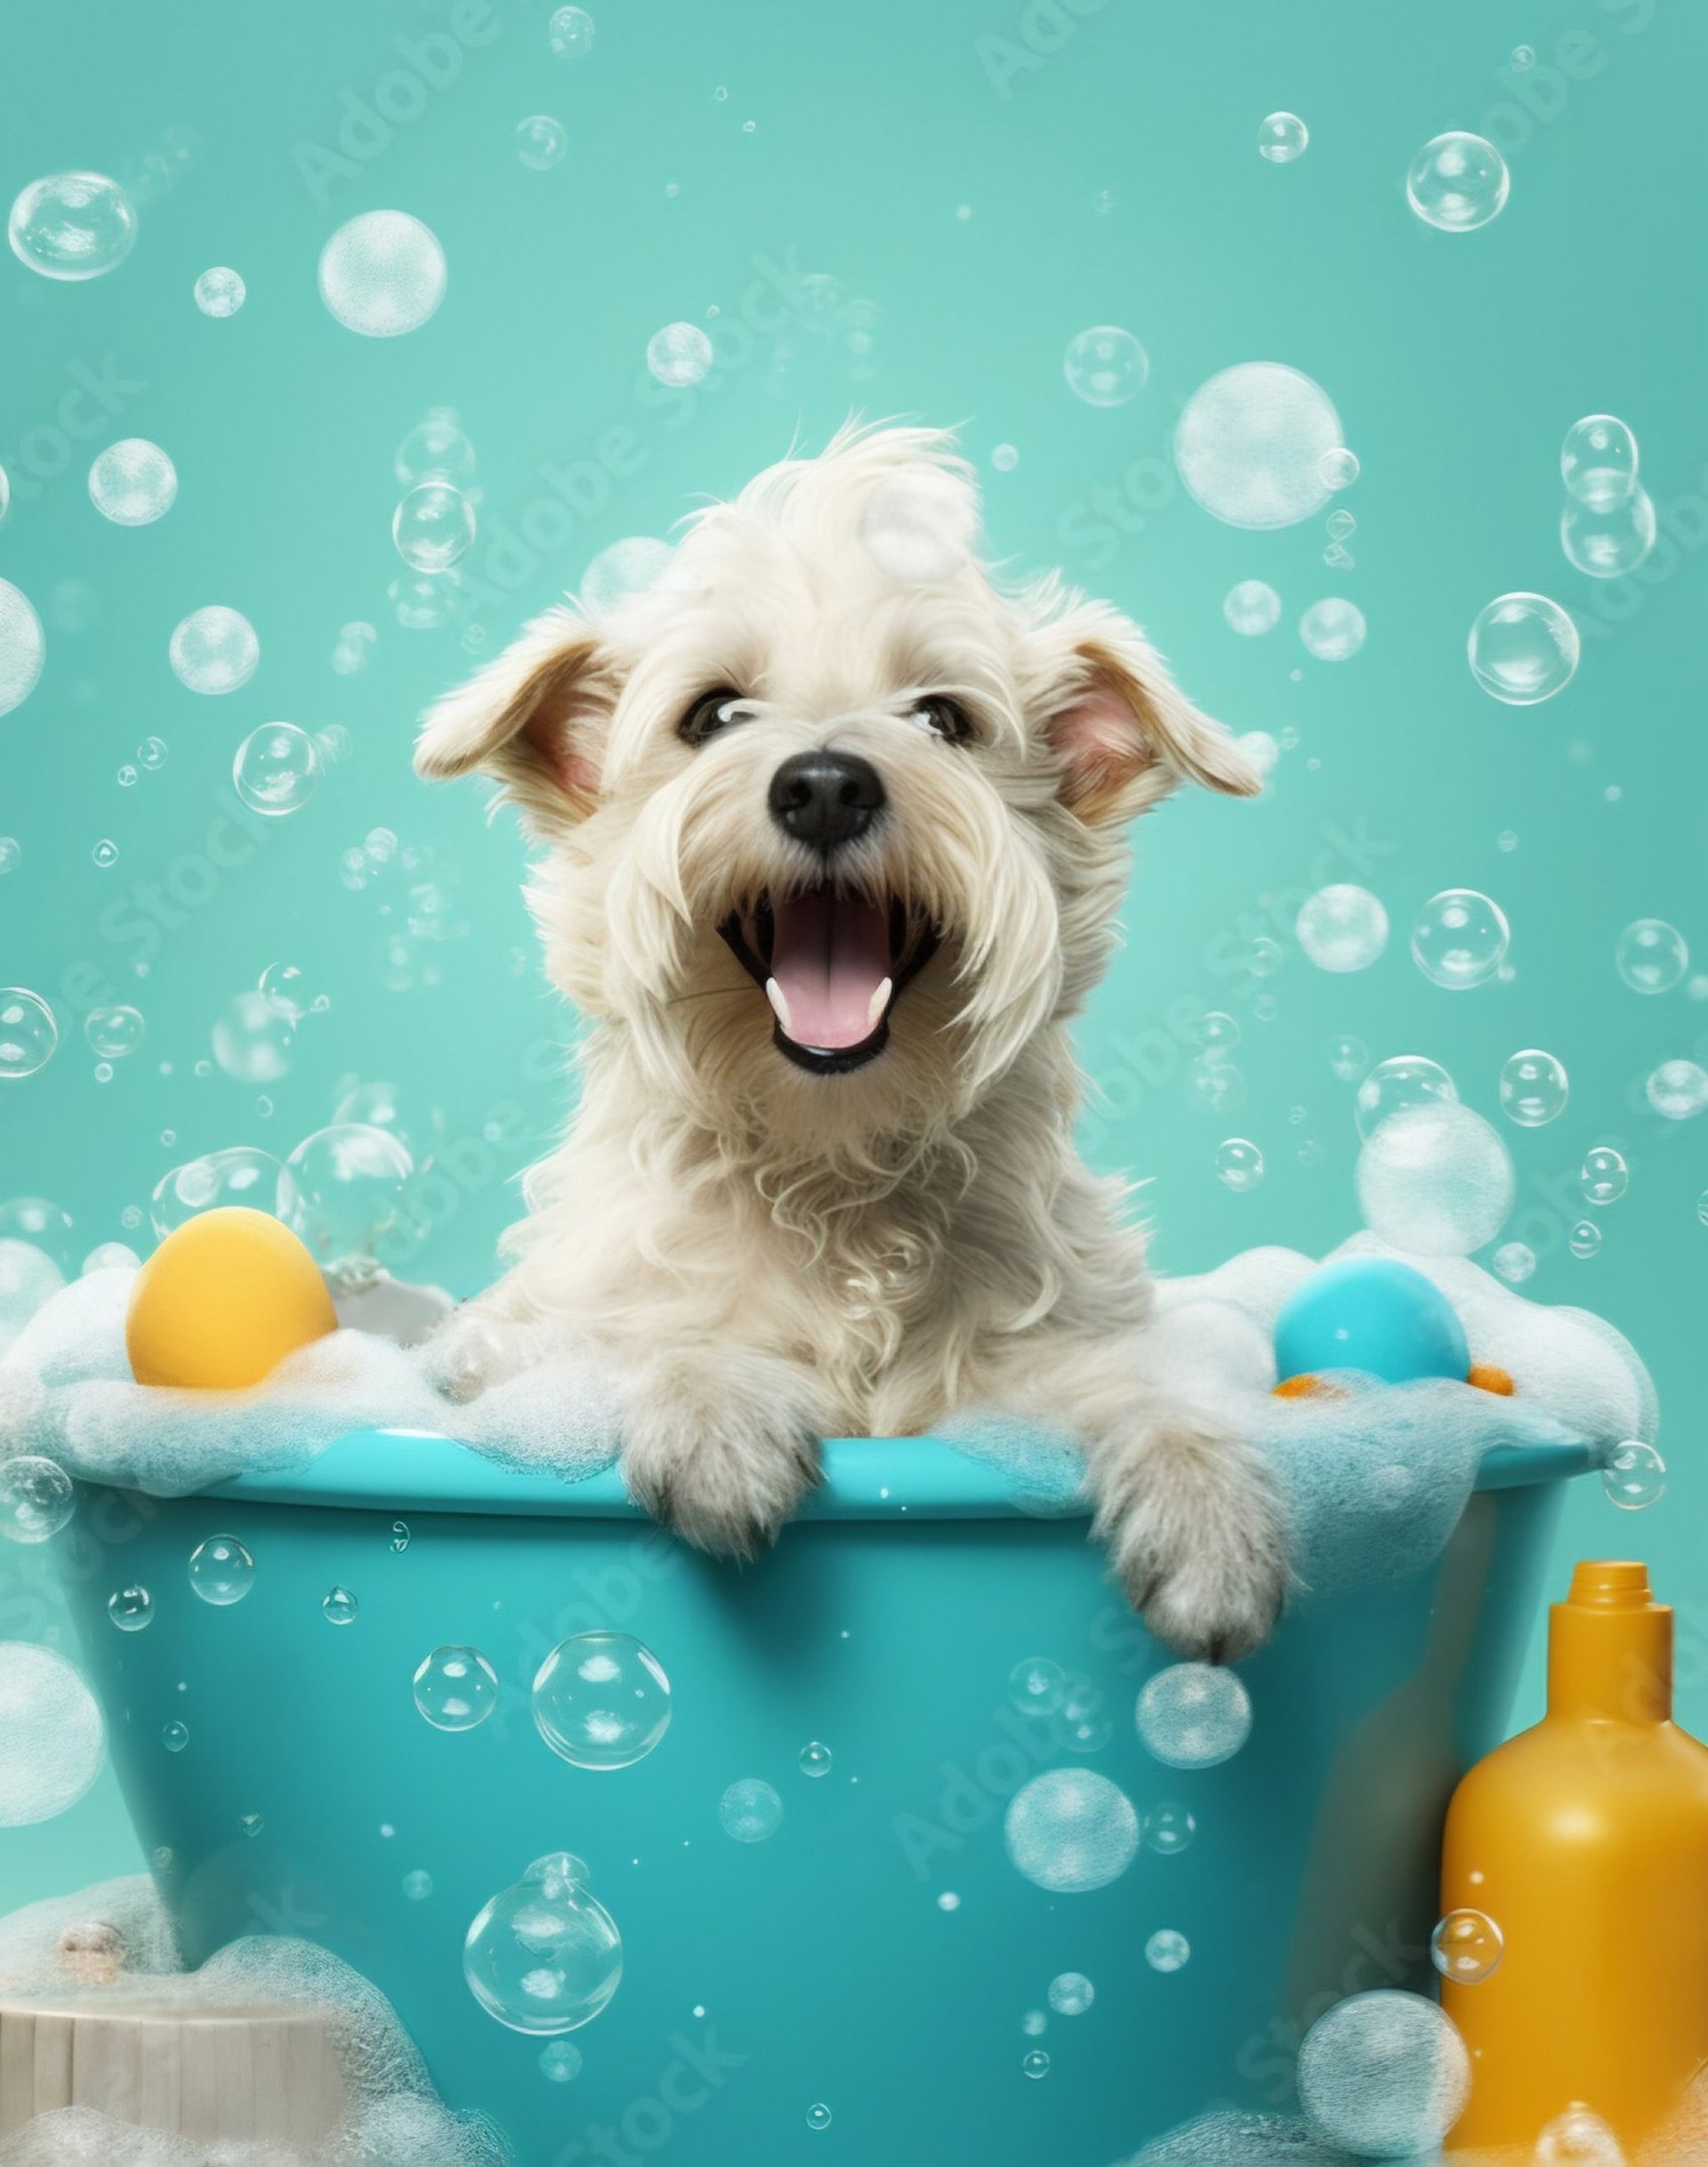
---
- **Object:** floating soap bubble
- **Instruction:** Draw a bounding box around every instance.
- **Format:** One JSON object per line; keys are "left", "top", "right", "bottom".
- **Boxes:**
{"left": 92, "top": 839, "right": 119, "bottom": 871}
{"left": 8, "top": 173, "right": 137, "bottom": 279}
{"left": 1223, "top": 580, "right": 1281, "bottom": 636}
{"left": 331, "top": 622, "right": 377, "bottom": 676}
{"left": 1238, "top": 729, "right": 1279, "bottom": 779}
{"left": 189, "top": 1535, "right": 254, "bottom": 1606}
{"left": 415, "top": 1645, "right": 500, "bottom": 1731}
{"left": 234, "top": 722, "right": 319, "bottom": 816}
{"left": 396, "top": 411, "right": 476, "bottom": 492}
{"left": 393, "top": 482, "right": 475, "bottom": 573}
{"left": 0, "top": 1244, "right": 63, "bottom": 1357}
{"left": 194, "top": 265, "right": 246, "bottom": 318}
{"left": 533, "top": 1630, "right": 672, "bottom": 1769}
{"left": 806, "top": 2101, "right": 834, "bottom": 2127}
{"left": 582, "top": 536, "right": 674, "bottom": 614}
{"left": 259, "top": 963, "right": 323, "bottom": 1024}
{"left": 151, "top": 1146, "right": 291, "bottom": 1237}
{"left": 1498, "top": 1049, "right": 1569, "bottom": 1127}
{"left": 1137, "top": 1663, "right": 1253, "bottom": 1769}
{"left": 1009, "top": 1655, "right": 1067, "bottom": 1716}
{"left": 1146, "top": 1930, "right": 1190, "bottom": 1974}
{"left": 1187, "top": 1055, "right": 1245, "bottom": 1116}
{"left": 0, "top": 580, "right": 46, "bottom": 717}
{"left": 1005, "top": 1769, "right": 1139, "bottom": 1893}
{"left": 1647, "top": 1059, "right": 1708, "bottom": 1121}
{"left": 0, "top": 1643, "right": 106, "bottom": 1825}
{"left": 84, "top": 1004, "right": 145, "bottom": 1061}
{"left": 0, "top": 1458, "right": 75, "bottom": 1545}
{"left": 0, "top": 838, "right": 15, "bottom": 874}
{"left": 1295, "top": 884, "right": 1388, "bottom": 973}
{"left": 1174, "top": 362, "right": 1341, "bottom": 530}
{"left": 1319, "top": 447, "right": 1360, "bottom": 490}
{"left": 646, "top": 321, "right": 713, "bottom": 388}
{"left": 88, "top": 439, "right": 177, "bottom": 527}
{"left": 1257, "top": 112, "right": 1308, "bottom": 162}
{"left": 799, "top": 1740, "right": 833, "bottom": 1777}
{"left": 108, "top": 1585, "right": 153, "bottom": 1632}
{"left": 1193, "top": 1011, "right": 1242, "bottom": 1054}
{"left": 464, "top": 1855, "right": 622, "bottom": 2034}
{"left": 169, "top": 605, "right": 258, "bottom": 695}
{"left": 1049, "top": 1972, "right": 1094, "bottom": 2015}
{"left": 1492, "top": 1240, "right": 1536, "bottom": 1285}
{"left": 211, "top": 993, "right": 294, "bottom": 1084}
{"left": 1412, "top": 888, "right": 1510, "bottom": 991}
{"left": 163, "top": 1721, "right": 189, "bottom": 1752}
{"left": 720, "top": 1777, "right": 784, "bottom": 1842}
{"left": 1357, "top": 1101, "right": 1515, "bottom": 1255}
{"left": 1535, "top": 2105, "right": 1626, "bottom": 2165}
{"left": 318, "top": 210, "right": 447, "bottom": 338}
{"left": 1355, "top": 1054, "right": 1458, "bottom": 1140}
{"left": 1215, "top": 1139, "right": 1264, "bottom": 1193}
{"left": 1468, "top": 592, "right": 1578, "bottom": 705}
{"left": 285, "top": 1123, "right": 414, "bottom": 1283}
{"left": 540, "top": 2041, "right": 583, "bottom": 2083}
{"left": 1604, "top": 1440, "right": 1665, "bottom": 1510}
{"left": 548, "top": 5, "right": 595, "bottom": 54}
{"left": 1562, "top": 487, "right": 1656, "bottom": 578}
{"left": 1406, "top": 132, "right": 1509, "bottom": 230}
{"left": 1561, "top": 415, "right": 1639, "bottom": 511}
{"left": 1142, "top": 1802, "right": 1196, "bottom": 1855}
{"left": 1330, "top": 1035, "right": 1369, "bottom": 1083}
{"left": 0, "top": 990, "right": 59, "bottom": 1081}
{"left": 1615, "top": 918, "right": 1688, "bottom": 995}
{"left": 1581, "top": 1147, "right": 1629, "bottom": 1206}
{"left": 1297, "top": 1991, "right": 1470, "bottom": 2157}
{"left": 1020, "top": 2050, "right": 1051, "bottom": 2079}
{"left": 1299, "top": 597, "right": 1366, "bottom": 662}
{"left": 323, "top": 1586, "right": 359, "bottom": 1625}
{"left": 138, "top": 735, "right": 168, "bottom": 770}
{"left": 517, "top": 117, "right": 568, "bottom": 170}
{"left": 1062, "top": 326, "right": 1148, "bottom": 408}
{"left": 1568, "top": 1220, "right": 1603, "bottom": 1261}
{"left": 404, "top": 1869, "right": 433, "bottom": 1901}
{"left": 990, "top": 443, "right": 1019, "bottom": 471}
{"left": 1430, "top": 1908, "right": 1503, "bottom": 1984}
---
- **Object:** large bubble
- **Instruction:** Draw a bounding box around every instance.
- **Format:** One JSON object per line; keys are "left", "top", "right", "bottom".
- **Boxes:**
{"left": 1299, "top": 597, "right": 1366, "bottom": 662}
{"left": 1561, "top": 415, "right": 1639, "bottom": 511}
{"left": 1648, "top": 1059, "right": 1708, "bottom": 1122}
{"left": 169, "top": 605, "right": 259, "bottom": 695}
{"left": 415, "top": 1645, "right": 500, "bottom": 1731}
{"left": 0, "top": 580, "right": 46, "bottom": 717}
{"left": 284, "top": 1123, "right": 415, "bottom": 1285}
{"left": 1298, "top": 1990, "right": 1470, "bottom": 2156}
{"left": 1561, "top": 487, "right": 1656, "bottom": 578}
{"left": 0, "top": 988, "right": 58, "bottom": 1080}
{"left": 1003, "top": 1768, "right": 1139, "bottom": 1893}
{"left": 463, "top": 1854, "right": 622, "bottom": 2034}
{"left": 234, "top": 722, "right": 320, "bottom": 816}
{"left": 8, "top": 172, "right": 137, "bottom": 280}
{"left": 1406, "top": 133, "right": 1510, "bottom": 231}
{"left": 393, "top": 482, "right": 475, "bottom": 572}
{"left": 1173, "top": 362, "right": 1342, "bottom": 529}
{"left": 1356, "top": 1101, "right": 1516, "bottom": 1255}
{"left": 1295, "top": 884, "right": 1388, "bottom": 973}
{"left": 1615, "top": 918, "right": 1688, "bottom": 995}
{"left": 0, "top": 1456, "right": 76, "bottom": 1544}
{"left": 720, "top": 1777, "right": 784, "bottom": 1842}
{"left": 1136, "top": 1664, "right": 1253, "bottom": 1769}
{"left": 646, "top": 322, "right": 713, "bottom": 388}
{"left": 1223, "top": 580, "right": 1281, "bottom": 636}
{"left": 318, "top": 210, "right": 447, "bottom": 338}
{"left": 88, "top": 439, "right": 177, "bottom": 527}
{"left": 533, "top": 1631, "right": 672, "bottom": 1769}
{"left": 1257, "top": 112, "right": 1308, "bottom": 163}
{"left": 0, "top": 1643, "right": 106, "bottom": 1824}
{"left": 194, "top": 265, "right": 246, "bottom": 318}
{"left": 1411, "top": 889, "right": 1510, "bottom": 991}
{"left": 1468, "top": 592, "right": 1578, "bottom": 705}
{"left": 152, "top": 1147, "right": 293, "bottom": 1238}
{"left": 1498, "top": 1049, "right": 1569, "bottom": 1127}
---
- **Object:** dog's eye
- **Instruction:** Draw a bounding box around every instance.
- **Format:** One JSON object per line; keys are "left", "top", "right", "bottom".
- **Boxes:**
{"left": 678, "top": 688, "right": 746, "bottom": 747}
{"left": 908, "top": 697, "right": 973, "bottom": 744}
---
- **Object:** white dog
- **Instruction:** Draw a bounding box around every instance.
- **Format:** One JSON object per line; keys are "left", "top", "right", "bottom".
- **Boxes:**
{"left": 416, "top": 424, "right": 1285, "bottom": 1661}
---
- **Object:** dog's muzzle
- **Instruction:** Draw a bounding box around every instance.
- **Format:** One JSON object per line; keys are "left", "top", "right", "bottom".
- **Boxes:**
{"left": 719, "top": 889, "right": 939, "bottom": 1075}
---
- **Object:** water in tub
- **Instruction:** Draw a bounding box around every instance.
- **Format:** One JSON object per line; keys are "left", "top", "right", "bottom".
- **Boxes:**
{"left": 0, "top": 1095, "right": 1664, "bottom": 2162}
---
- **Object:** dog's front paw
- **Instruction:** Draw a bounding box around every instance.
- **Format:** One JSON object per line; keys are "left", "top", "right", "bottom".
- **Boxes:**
{"left": 1095, "top": 1413, "right": 1289, "bottom": 1664}
{"left": 621, "top": 1351, "right": 825, "bottom": 1560}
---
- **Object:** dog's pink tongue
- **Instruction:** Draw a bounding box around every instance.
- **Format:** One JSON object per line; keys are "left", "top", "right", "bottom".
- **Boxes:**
{"left": 769, "top": 890, "right": 891, "bottom": 1049}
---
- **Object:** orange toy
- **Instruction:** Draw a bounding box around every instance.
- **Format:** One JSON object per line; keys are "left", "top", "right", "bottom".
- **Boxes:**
{"left": 1442, "top": 1560, "right": 1708, "bottom": 2155}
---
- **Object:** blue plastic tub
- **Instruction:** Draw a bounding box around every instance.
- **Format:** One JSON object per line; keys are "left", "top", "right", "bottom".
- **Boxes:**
{"left": 58, "top": 1430, "right": 1589, "bottom": 2165}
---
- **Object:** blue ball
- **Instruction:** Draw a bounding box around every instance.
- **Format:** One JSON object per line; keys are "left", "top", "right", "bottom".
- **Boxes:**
{"left": 1274, "top": 1256, "right": 1470, "bottom": 1387}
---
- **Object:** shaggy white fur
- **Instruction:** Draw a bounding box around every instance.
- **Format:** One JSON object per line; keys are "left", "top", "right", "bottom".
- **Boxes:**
{"left": 415, "top": 423, "right": 1283, "bottom": 1661}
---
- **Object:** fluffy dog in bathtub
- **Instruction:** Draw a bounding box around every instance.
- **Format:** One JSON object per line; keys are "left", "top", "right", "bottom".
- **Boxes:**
{"left": 416, "top": 424, "right": 1283, "bottom": 1661}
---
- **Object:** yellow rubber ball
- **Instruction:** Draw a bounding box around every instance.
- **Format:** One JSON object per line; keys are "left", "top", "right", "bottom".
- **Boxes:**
{"left": 126, "top": 1207, "right": 338, "bottom": 1390}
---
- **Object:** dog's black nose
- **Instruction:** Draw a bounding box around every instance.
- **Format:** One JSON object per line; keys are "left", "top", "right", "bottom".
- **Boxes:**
{"left": 767, "top": 751, "right": 886, "bottom": 851}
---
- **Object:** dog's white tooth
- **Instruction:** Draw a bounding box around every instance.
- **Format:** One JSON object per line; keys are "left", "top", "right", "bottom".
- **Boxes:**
{"left": 765, "top": 977, "right": 794, "bottom": 1033}
{"left": 866, "top": 977, "right": 894, "bottom": 1029}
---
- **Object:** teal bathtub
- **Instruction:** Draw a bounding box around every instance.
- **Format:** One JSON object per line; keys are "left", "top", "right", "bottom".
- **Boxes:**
{"left": 57, "top": 1430, "right": 1589, "bottom": 2165}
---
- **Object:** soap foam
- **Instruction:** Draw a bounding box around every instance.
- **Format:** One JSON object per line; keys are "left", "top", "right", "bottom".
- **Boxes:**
{"left": 0, "top": 1877, "right": 506, "bottom": 2166}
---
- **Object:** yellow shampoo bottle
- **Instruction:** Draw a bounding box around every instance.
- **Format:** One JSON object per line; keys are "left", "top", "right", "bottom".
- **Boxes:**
{"left": 1442, "top": 1560, "right": 1708, "bottom": 2155}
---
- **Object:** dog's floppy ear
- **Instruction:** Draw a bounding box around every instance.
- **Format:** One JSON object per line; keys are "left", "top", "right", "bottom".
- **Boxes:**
{"left": 414, "top": 604, "right": 622, "bottom": 830}
{"left": 1041, "top": 602, "right": 1261, "bottom": 826}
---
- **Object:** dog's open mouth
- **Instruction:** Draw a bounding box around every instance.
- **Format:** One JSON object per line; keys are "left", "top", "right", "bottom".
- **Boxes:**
{"left": 719, "top": 889, "right": 939, "bottom": 1074}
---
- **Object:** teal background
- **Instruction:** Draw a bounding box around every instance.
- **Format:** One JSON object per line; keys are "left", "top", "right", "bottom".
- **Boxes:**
{"left": 2, "top": 0, "right": 1704, "bottom": 1929}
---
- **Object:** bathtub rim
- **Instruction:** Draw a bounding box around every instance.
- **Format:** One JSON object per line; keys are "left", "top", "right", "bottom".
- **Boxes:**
{"left": 188, "top": 1427, "right": 1600, "bottom": 1522}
